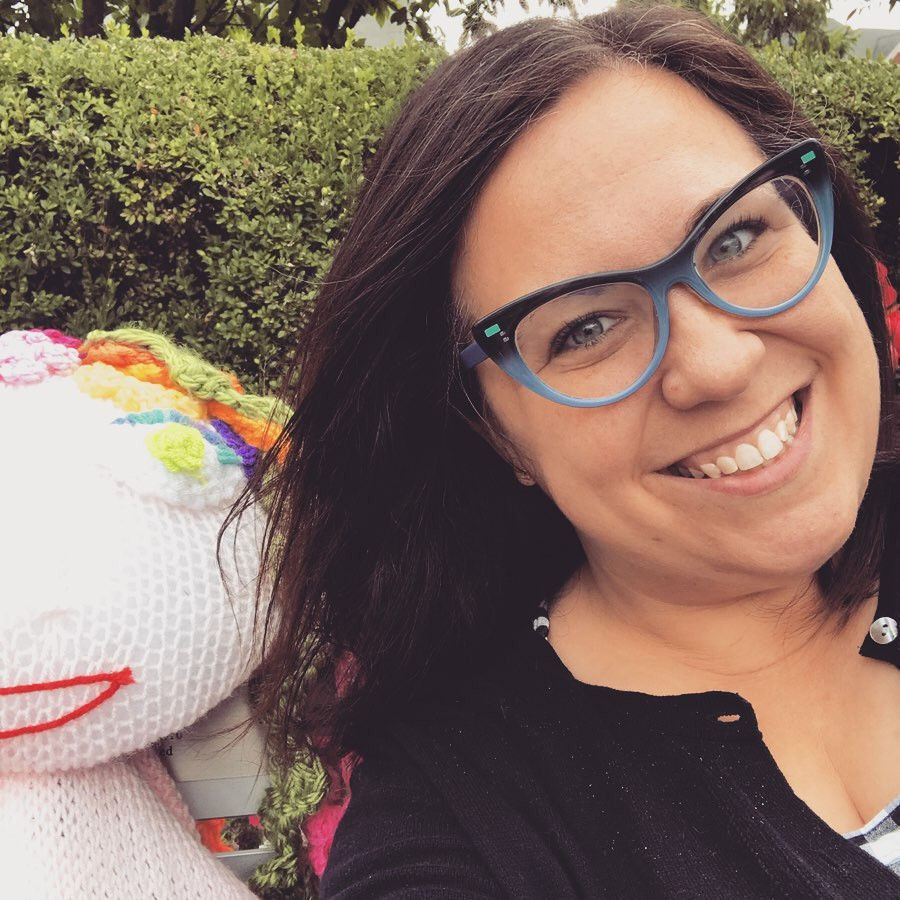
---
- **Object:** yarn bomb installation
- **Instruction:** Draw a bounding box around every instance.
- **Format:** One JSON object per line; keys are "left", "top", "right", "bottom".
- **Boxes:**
{"left": 0, "top": 328, "right": 289, "bottom": 899}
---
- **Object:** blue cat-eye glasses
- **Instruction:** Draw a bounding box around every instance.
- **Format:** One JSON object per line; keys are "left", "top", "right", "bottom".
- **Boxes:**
{"left": 459, "top": 139, "right": 834, "bottom": 408}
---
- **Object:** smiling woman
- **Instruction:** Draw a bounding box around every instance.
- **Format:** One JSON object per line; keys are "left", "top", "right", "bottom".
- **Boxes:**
{"left": 457, "top": 66, "right": 882, "bottom": 627}
{"left": 245, "top": 4, "right": 900, "bottom": 896}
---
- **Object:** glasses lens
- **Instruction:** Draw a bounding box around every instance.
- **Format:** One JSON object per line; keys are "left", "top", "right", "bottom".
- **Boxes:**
{"left": 514, "top": 283, "right": 658, "bottom": 401}
{"left": 693, "top": 175, "right": 821, "bottom": 311}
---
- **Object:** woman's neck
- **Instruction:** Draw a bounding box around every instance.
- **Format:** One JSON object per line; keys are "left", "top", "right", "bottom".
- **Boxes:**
{"left": 547, "top": 563, "right": 876, "bottom": 700}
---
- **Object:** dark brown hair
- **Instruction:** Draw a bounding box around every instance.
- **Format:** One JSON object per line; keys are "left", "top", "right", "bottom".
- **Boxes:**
{"left": 243, "top": 4, "right": 898, "bottom": 761}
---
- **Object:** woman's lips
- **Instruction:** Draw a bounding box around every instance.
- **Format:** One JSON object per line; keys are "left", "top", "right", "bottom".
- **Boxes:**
{"left": 657, "top": 389, "right": 813, "bottom": 497}
{"left": 0, "top": 668, "right": 134, "bottom": 739}
{"left": 674, "top": 396, "right": 799, "bottom": 476}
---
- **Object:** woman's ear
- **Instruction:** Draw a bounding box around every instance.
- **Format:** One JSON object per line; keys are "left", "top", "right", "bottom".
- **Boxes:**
{"left": 452, "top": 335, "right": 538, "bottom": 487}
{"left": 463, "top": 404, "right": 538, "bottom": 488}
{"left": 513, "top": 465, "right": 536, "bottom": 487}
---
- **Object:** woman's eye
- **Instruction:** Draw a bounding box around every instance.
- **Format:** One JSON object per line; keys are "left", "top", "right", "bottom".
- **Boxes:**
{"left": 707, "top": 221, "right": 764, "bottom": 264}
{"left": 555, "top": 315, "right": 617, "bottom": 354}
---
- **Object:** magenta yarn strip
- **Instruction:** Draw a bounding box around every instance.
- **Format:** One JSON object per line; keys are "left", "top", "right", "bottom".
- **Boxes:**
{"left": 30, "top": 329, "right": 83, "bottom": 350}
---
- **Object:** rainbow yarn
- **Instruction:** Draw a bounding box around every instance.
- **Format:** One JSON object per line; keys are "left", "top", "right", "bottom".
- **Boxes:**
{"left": 1, "top": 328, "right": 290, "bottom": 503}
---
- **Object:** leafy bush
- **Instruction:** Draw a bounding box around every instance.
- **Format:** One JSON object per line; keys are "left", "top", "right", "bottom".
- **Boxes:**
{"left": 0, "top": 34, "right": 896, "bottom": 389}
{"left": 757, "top": 44, "right": 899, "bottom": 282}
{"left": 0, "top": 33, "right": 443, "bottom": 390}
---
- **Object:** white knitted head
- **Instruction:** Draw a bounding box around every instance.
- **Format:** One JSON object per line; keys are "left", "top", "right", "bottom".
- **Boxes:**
{"left": 0, "top": 330, "right": 279, "bottom": 775}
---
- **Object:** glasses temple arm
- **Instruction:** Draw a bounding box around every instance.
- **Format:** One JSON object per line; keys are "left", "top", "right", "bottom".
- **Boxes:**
{"left": 460, "top": 341, "right": 488, "bottom": 370}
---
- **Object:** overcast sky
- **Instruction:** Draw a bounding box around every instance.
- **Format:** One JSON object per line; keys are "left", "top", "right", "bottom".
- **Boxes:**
{"left": 427, "top": 0, "right": 899, "bottom": 52}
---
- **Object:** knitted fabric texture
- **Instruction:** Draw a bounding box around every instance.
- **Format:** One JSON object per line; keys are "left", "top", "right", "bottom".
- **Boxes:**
{"left": 0, "top": 760, "right": 252, "bottom": 899}
{"left": 0, "top": 328, "right": 289, "bottom": 898}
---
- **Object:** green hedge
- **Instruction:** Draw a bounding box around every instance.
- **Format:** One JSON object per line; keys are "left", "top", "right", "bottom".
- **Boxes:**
{"left": 0, "top": 34, "right": 443, "bottom": 390}
{"left": 757, "top": 44, "right": 899, "bottom": 281}
{"left": 0, "top": 34, "right": 896, "bottom": 390}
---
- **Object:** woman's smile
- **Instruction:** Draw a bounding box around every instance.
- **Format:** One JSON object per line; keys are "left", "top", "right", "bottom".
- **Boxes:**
{"left": 651, "top": 386, "right": 814, "bottom": 498}
{"left": 661, "top": 391, "right": 803, "bottom": 479}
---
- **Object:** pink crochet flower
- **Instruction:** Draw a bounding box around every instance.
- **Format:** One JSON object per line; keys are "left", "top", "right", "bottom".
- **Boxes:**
{"left": 0, "top": 331, "right": 81, "bottom": 385}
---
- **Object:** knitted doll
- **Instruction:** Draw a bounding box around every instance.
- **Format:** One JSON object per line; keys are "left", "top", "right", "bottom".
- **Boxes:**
{"left": 0, "top": 328, "right": 289, "bottom": 899}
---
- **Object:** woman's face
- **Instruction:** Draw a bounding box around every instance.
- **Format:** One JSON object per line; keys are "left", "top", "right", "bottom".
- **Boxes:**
{"left": 455, "top": 67, "right": 881, "bottom": 602}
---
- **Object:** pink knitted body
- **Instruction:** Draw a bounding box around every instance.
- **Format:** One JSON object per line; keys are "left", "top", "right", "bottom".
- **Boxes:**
{"left": 0, "top": 760, "right": 251, "bottom": 898}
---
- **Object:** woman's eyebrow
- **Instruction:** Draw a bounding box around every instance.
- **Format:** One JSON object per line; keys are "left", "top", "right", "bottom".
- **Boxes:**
{"left": 683, "top": 191, "right": 723, "bottom": 239}
{"left": 572, "top": 282, "right": 620, "bottom": 297}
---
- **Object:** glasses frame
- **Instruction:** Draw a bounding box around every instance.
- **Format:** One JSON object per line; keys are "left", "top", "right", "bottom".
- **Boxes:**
{"left": 459, "top": 139, "right": 834, "bottom": 408}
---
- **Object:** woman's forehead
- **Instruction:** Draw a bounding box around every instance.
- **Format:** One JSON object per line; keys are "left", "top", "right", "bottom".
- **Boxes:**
{"left": 455, "top": 66, "right": 765, "bottom": 319}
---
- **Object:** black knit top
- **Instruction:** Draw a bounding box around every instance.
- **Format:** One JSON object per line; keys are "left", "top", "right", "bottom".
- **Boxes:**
{"left": 321, "top": 598, "right": 900, "bottom": 899}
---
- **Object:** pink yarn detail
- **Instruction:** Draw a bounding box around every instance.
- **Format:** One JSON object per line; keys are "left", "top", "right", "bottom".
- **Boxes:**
{"left": 30, "top": 328, "right": 83, "bottom": 350}
{"left": 303, "top": 662, "right": 359, "bottom": 878}
{"left": 0, "top": 331, "right": 81, "bottom": 385}
{"left": 334, "top": 652, "right": 357, "bottom": 699}
{"left": 305, "top": 803, "right": 348, "bottom": 878}
{"left": 304, "top": 753, "right": 358, "bottom": 878}
{"left": 877, "top": 261, "right": 899, "bottom": 371}
{"left": 129, "top": 747, "right": 200, "bottom": 840}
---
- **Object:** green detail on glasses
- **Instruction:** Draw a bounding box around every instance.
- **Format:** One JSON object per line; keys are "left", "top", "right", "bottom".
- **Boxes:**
{"left": 801, "top": 150, "right": 816, "bottom": 164}
{"left": 484, "top": 324, "right": 501, "bottom": 337}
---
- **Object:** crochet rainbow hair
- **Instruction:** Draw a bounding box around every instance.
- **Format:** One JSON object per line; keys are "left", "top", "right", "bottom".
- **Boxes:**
{"left": 0, "top": 327, "right": 291, "bottom": 500}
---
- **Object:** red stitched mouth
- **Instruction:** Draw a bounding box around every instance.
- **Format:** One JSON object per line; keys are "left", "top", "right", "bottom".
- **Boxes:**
{"left": 0, "top": 668, "right": 134, "bottom": 739}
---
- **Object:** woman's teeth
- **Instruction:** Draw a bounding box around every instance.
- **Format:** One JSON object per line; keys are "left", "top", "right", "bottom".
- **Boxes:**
{"left": 677, "top": 404, "right": 799, "bottom": 480}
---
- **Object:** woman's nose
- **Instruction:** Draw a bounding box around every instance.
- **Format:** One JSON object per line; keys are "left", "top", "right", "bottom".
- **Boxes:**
{"left": 658, "top": 284, "right": 766, "bottom": 410}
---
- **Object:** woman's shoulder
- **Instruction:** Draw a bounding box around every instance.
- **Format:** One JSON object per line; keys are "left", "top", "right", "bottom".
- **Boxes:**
{"left": 320, "top": 726, "right": 502, "bottom": 899}
{"left": 321, "top": 627, "right": 592, "bottom": 898}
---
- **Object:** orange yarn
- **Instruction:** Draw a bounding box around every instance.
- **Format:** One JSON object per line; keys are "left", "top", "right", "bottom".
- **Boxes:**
{"left": 80, "top": 341, "right": 163, "bottom": 370}
{"left": 81, "top": 338, "right": 248, "bottom": 399}
{"left": 207, "top": 400, "right": 281, "bottom": 451}
{"left": 119, "top": 363, "right": 180, "bottom": 392}
{"left": 80, "top": 342, "right": 184, "bottom": 392}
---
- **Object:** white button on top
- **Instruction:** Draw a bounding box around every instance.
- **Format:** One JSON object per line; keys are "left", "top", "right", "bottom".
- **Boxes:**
{"left": 869, "top": 616, "right": 899, "bottom": 645}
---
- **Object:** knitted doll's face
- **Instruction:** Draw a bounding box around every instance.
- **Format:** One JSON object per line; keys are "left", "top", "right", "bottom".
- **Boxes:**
{"left": 0, "top": 331, "right": 272, "bottom": 774}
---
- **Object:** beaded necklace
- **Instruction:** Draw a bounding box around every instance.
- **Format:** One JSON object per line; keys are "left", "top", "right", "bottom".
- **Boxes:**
{"left": 533, "top": 604, "right": 550, "bottom": 640}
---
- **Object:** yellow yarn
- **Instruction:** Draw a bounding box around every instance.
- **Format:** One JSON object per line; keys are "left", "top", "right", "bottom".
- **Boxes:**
{"left": 119, "top": 362, "right": 171, "bottom": 387}
{"left": 73, "top": 362, "right": 205, "bottom": 418}
{"left": 145, "top": 424, "right": 207, "bottom": 479}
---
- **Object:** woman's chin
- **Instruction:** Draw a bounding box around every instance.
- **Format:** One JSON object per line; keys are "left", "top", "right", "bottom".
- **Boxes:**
{"left": 708, "top": 513, "right": 859, "bottom": 597}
